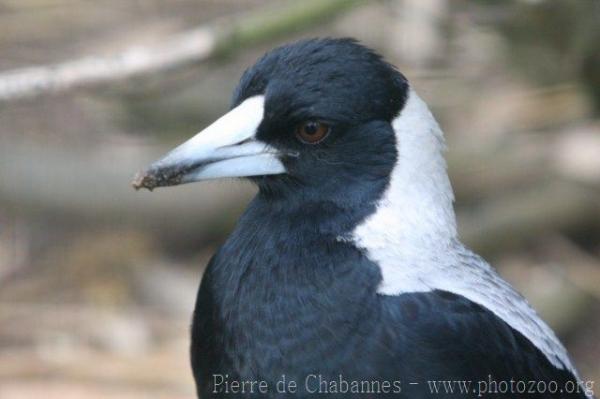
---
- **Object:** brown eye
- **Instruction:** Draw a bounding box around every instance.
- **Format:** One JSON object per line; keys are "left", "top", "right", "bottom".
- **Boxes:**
{"left": 295, "top": 121, "right": 330, "bottom": 144}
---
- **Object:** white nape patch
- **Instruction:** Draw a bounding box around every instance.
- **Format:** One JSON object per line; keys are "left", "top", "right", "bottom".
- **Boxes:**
{"left": 350, "top": 88, "right": 579, "bottom": 377}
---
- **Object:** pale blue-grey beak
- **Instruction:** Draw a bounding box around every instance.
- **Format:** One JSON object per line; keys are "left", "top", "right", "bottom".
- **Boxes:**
{"left": 132, "top": 95, "right": 285, "bottom": 190}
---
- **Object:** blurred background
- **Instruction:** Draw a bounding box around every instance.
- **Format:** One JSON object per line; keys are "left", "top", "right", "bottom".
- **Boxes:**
{"left": 0, "top": 0, "right": 599, "bottom": 397}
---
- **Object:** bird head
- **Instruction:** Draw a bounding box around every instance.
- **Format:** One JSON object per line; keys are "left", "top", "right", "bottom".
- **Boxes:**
{"left": 133, "top": 38, "right": 453, "bottom": 229}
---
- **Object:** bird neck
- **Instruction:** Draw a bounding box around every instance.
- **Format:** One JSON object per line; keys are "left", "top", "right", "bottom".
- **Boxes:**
{"left": 350, "top": 89, "right": 459, "bottom": 290}
{"left": 388, "top": 88, "right": 457, "bottom": 238}
{"left": 211, "top": 194, "right": 384, "bottom": 347}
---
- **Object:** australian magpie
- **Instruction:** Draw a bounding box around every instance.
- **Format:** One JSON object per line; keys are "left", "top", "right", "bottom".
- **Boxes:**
{"left": 133, "top": 38, "right": 593, "bottom": 398}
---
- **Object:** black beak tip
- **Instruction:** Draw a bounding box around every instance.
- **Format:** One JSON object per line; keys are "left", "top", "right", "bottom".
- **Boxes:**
{"left": 131, "top": 171, "right": 156, "bottom": 191}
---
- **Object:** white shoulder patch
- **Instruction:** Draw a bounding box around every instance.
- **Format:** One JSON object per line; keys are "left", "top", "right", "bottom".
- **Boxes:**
{"left": 350, "top": 88, "right": 579, "bottom": 377}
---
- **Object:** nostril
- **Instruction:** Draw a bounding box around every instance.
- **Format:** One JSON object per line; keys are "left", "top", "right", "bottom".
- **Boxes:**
{"left": 236, "top": 137, "right": 253, "bottom": 146}
{"left": 285, "top": 151, "right": 300, "bottom": 158}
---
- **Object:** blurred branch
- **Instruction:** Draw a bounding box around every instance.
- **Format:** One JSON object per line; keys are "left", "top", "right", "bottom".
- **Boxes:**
{"left": 0, "top": 139, "right": 255, "bottom": 242}
{"left": 0, "top": 27, "right": 215, "bottom": 101}
{"left": 448, "top": 138, "right": 549, "bottom": 202}
{"left": 0, "top": 0, "right": 360, "bottom": 101}
{"left": 2, "top": 133, "right": 599, "bottom": 247}
{"left": 460, "top": 181, "right": 600, "bottom": 257}
{"left": 542, "top": 235, "right": 600, "bottom": 300}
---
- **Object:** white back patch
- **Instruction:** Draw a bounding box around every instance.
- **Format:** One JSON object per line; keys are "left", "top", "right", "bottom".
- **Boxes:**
{"left": 350, "top": 88, "right": 578, "bottom": 377}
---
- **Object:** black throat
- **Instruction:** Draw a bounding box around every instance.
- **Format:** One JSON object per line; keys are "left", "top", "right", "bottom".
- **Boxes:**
{"left": 191, "top": 167, "right": 394, "bottom": 394}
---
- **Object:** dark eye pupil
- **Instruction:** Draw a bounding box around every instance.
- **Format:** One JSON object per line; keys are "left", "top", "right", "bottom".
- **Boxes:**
{"left": 295, "top": 120, "right": 330, "bottom": 144}
{"left": 304, "top": 122, "right": 319, "bottom": 135}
